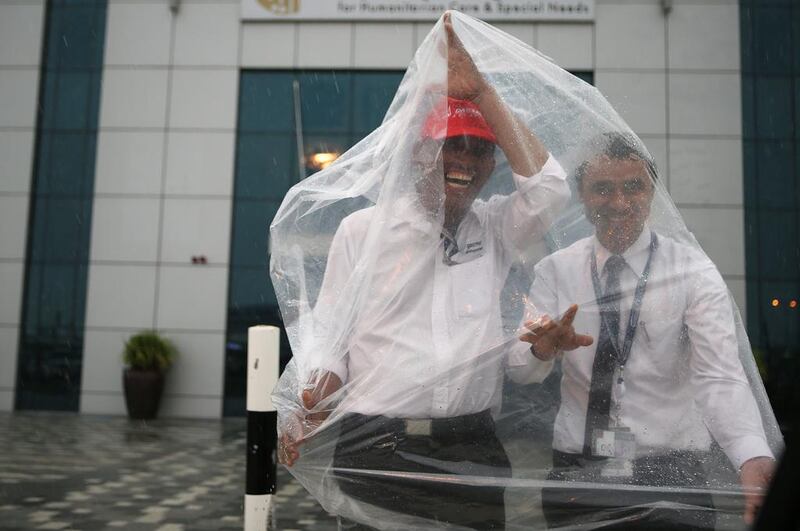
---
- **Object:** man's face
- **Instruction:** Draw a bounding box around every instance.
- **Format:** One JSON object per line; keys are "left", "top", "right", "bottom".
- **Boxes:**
{"left": 580, "top": 155, "right": 655, "bottom": 253}
{"left": 439, "top": 135, "right": 496, "bottom": 219}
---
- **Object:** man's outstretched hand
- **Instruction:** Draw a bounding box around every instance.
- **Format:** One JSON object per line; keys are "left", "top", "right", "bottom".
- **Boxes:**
{"left": 740, "top": 456, "right": 775, "bottom": 525}
{"left": 519, "top": 304, "right": 593, "bottom": 361}
{"left": 278, "top": 370, "right": 343, "bottom": 467}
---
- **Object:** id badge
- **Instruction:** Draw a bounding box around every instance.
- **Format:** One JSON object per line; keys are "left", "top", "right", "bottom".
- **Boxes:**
{"left": 601, "top": 457, "right": 634, "bottom": 478}
{"left": 591, "top": 427, "right": 636, "bottom": 459}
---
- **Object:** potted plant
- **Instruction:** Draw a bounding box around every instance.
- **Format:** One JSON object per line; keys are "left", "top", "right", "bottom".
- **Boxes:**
{"left": 123, "top": 331, "right": 177, "bottom": 419}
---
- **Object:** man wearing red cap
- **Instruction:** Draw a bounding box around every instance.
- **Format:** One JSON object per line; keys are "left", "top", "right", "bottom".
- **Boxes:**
{"left": 280, "top": 14, "right": 569, "bottom": 529}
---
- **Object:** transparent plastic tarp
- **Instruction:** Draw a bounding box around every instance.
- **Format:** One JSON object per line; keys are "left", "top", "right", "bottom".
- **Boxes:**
{"left": 270, "top": 11, "right": 783, "bottom": 530}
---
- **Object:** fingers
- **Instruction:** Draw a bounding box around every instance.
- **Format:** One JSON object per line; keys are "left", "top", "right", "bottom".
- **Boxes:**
{"left": 524, "top": 315, "right": 556, "bottom": 334}
{"left": 576, "top": 333, "right": 594, "bottom": 347}
{"left": 743, "top": 491, "right": 758, "bottom": 525}
{"left": 278, "top": 433, "right": 300, "bottom": 467}
{"left": 739, "top": 456, "right": 775, "bottom": 524}
{"left": 301, "top": 389, "right": 314, "bottom": 410}
{"left": 560, "top": 304, "right": 579, "bottom": 327}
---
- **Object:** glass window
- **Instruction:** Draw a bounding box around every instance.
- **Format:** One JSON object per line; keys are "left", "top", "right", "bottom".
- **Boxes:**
{"left": 299, "top": 72, "right": 353, "bottom": 133}
{"left": 235, "top": 134, "right": 298, "bottom": 199}
{"left": 741, "top": 2, "right": 800, "bottom": 424}
{"left": 16, "top": 0, "right": 106, "bottom": 411}
{"left": 224, "top": 70, "right": 404, "bottom": 416}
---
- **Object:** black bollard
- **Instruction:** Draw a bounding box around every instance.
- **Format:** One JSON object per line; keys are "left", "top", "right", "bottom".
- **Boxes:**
{"left": 245, "top": 325, "right": 280, "bottom": 530}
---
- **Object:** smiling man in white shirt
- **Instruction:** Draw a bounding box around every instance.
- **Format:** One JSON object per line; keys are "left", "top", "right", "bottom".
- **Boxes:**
{"left": 516, "top": 133, "right": 776, "bottom": 530}
{"left": 277, "top": 14, "right": 571, "bottom": 530}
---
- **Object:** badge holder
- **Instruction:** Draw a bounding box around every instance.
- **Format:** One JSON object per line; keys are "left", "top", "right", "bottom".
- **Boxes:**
{"left": 591, "top": 427, "right": 636, "bottom": 479}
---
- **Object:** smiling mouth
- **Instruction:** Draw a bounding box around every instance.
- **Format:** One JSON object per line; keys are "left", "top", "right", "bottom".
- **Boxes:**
{"left": 445, "top": 171, "right": 474, "bottom": 189}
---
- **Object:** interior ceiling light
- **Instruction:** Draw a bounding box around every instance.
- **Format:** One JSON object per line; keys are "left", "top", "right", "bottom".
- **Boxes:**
{"left": 308, "top": 152, "right": 339, "bottom": 170}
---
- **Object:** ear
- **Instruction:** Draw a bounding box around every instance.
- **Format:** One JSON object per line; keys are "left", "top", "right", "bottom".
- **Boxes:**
{"left": 576, "top": 179, "right": 586, "bottom": 203}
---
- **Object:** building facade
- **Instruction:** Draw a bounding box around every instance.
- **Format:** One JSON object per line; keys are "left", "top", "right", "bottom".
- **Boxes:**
{"left": 0, "top": 0, "right": 796, "bottom": 418}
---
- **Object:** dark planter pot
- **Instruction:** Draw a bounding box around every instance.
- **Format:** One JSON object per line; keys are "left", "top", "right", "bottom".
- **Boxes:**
{"left": 123, "top": 369, "right": 165, "bottom": 420}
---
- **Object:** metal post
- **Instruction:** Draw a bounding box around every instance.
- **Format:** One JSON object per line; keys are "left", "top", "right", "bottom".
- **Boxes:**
{"left": 244, "top": 325, "right": 280, "bottom": 531}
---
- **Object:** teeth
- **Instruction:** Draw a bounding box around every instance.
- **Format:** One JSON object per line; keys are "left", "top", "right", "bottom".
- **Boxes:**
{"left": 445, "top": 171, "right": 473, "bottom": 188}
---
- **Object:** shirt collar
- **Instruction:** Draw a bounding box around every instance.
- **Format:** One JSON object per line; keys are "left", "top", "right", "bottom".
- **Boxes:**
{"left": 593, "top": 224, "right": 652, "bottom": 277}
{"left": 391, "top": 195, "right": 481, "bottom": 242}
{"left": 390, "top": 195, "right": 438, "bottom": 235}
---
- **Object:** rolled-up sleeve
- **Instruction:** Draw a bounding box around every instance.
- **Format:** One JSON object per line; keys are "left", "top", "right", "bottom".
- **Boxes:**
{"left": 506, "top": 255, "right": 560, "bottom": 384}
{"left": 501, "top": 153, "right": 569, "bottom": 253}
{"left": 685, "top": 257, "right": 773, "bottom": 469}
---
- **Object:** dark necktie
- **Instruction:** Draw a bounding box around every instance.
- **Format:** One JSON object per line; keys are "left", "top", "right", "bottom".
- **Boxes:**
{"left": 441, "top": 233, "right": 459, "bottom": 264}
{"left": 583, "top": 254, "right": 626, "bottom": 456}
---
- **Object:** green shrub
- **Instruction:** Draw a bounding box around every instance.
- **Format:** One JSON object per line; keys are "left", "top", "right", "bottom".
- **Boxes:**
{"left": 123, "top": 331, "right": 177, "bottom": 371}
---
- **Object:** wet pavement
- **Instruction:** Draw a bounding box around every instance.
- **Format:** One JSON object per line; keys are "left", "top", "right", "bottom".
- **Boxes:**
{"left": 0, "top": 412, "right": 337, "bottom": 530}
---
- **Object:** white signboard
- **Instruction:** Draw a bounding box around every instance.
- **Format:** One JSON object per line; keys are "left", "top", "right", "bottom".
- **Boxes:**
{"left": 242, "top": 0, "right": 594, "bottom": 22}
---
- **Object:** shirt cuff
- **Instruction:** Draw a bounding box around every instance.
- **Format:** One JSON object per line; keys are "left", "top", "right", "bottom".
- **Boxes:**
{"left": 726, "top": 435, "right": 774, "bottom": 470}
{"left": 512, "top": 153, "right": 567, "bottom": 192}
{"left": 507, "top": 341, "right": 555, "bottom": 384}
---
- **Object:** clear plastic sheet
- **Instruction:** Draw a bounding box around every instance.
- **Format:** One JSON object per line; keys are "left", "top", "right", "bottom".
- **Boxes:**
{"left": 270, "top": 11, "right": 783, "bottom": 530}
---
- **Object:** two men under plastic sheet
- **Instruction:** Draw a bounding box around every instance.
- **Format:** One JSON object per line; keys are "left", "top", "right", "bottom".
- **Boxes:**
{"left": 270, "top": 11, "right": 783, "bottom": 531}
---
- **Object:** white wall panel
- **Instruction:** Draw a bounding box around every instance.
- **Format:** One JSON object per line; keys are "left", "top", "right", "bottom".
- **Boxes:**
{"left": 0, "top": 197, "right": 28, "bottom": 260}
{"left": 241, "top": 22, "right": 296, "bottom": 68}
{"left": 596, "top": 72, "right": 666, "bottom": 135}
{"left": 173, "top": 3, "right": 240, "bottom": 66}
{"left": 679, "top": 206, "right": 744, "bottom": 277}
{"left": 296, "top": 23, "right": 353, "bottom": 68}
{"left": 163, "top": 332, "right": 225, "bottom": 397}
{"left": 99, "top": 69, "right": 169, "bottom": 128}
{"left": 80, "top": 329, "right": 128, "bottom": 396}
{"left": 354, "top": 23, "right": 414, "bottom": 69}
{"left": 493, "top": 23, "right": 535, "bottom": 48}
{"left": 160, "top": 198, "right": 232, "bottom": 264}
{"left": 85, "top": 265, "right": 157, "bottom": 328}
{"left": 0, "top": 263, "right": 24, "bottom": 325}
{"left": 169, "top": 69, "right": 238, "bottom": 130}
{"left": 90, "top": 197, "right": 161, "bottom": 263}
{"left": 0, "top": 69, "right": 40, "bottom": 128}
{"left": 596, "top": 3, "right": 665, "bottom": 70}
{"left": 669, "top": 73, "right": 741, "bottom": 136}
{"left": 164, "top": 132, "right": 235, "bottom": 196}
{"left": 0, "top": 390, "right": 13, "bottom": 411}
{"left": 536, "top": 24, "right": 593, "bottom": 71}
{"left": 0, "top": 3, "right": 44, "bottom": 66}
{"left": 156, "top": 266, "right": 228, "bottom": 331}
{"left": 0, "top": 326, "right": 19, "bottom": 394}
{"left": 94, "top": 131, "right": 165, "bottom": 195}
{"left": 413, "top": 22, "right": 436, "bottom": 50}
{"left": 80, "top": 393, "right": 127, "bottom": 415}
{"left": 670, "top": 138, "right": 743, "bottom": 206}
{"left": 0, "top": 131, "right": 35, "bottom": 194}
{"left": 104, "top": 2, "right": 172, "bottom": 66}
{"left": 668, "top": 3, "right": 739, "bottom": 70}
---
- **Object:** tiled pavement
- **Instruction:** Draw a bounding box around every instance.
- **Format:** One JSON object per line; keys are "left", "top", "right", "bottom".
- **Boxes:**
{"left": 0, "top": 412, "right": 337, "bottom": 531}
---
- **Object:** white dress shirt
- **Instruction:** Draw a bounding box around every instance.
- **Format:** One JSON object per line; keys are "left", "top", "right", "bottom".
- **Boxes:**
{"left": 306, "top": 155, "right": 568, "bottom": 419}
{"left": 509, "top": 228, "right": 773, "bottom": 469}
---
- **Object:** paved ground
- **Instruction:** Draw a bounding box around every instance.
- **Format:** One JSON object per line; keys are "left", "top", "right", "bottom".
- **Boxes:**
{"left": 0, "top": 412, "right": 337, "bottom": 531}
{"left": 0, "top": 412, "right": 752, "bottom": 530}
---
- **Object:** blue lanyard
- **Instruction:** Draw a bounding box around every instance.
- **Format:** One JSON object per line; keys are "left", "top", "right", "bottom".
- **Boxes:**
{"left": 590, "top": 232, "right": 658, "bottom": 375}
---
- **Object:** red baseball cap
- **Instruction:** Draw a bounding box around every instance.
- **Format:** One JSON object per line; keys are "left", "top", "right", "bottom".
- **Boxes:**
{"left": 421, "top": 97, "right": 497, "bottom": 144}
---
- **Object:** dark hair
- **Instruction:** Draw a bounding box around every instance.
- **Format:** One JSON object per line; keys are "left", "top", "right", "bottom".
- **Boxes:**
{"left": 574, "top": 132, "right": 658, "bottom": 189}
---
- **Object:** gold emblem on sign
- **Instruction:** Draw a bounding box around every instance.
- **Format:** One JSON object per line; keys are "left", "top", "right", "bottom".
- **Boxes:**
{"left": 258, "top": 0, "right": 300, "bottom": 15}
